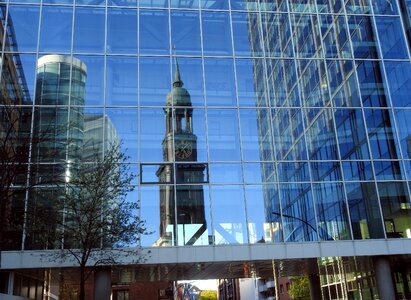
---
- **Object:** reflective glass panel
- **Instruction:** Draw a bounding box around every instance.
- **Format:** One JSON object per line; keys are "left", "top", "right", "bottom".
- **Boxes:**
{"left": 291, "top": 14, "right": 320, "bottom": 58}
{"left": 378, "top": 182, "right": 411, "bottom": 238}
{"left": 6, "top": 5, "right": 39, "bottom": 52}
{"left": 139, "top": 0, "right": 168, "bottom": 8}
{"left": 106, "top": 56, "right": 138, "bottom": 106}
{"left": 172, "top": 58, "right": 204, "bottom": 106}
{"left": 39, "top": 6, "right": 73, "bottom": 53}
{"left": 140, "top": 108, "right": 165, "bottom": 162}
{"left": 356, "top": 60, "right": 388, "bottom": 107}
{"left": 105, "top": 108, "right": 138, "bottom": 162}
{"left": 279, "top": 183, "right": 317, "bottom": 242}
{"left": 200, "top": 0, "right": 229, "bottom": 9}
{"left": 76, "top": 55, "right": 104, "bottom": 106}
{"left": 209, "top": 163, "right": 242, "bottom": 183}
{"left": 385, "top": 61, "right": 411, "bottom": 107}
{"left": 139, "top": 57, "right": 171, "bottom": 106}
{"left": 204, "top": 58, "right": 236, "bottom": 106}
{"left": 139, "top": 9, "right": 169, "bottom": 55}
{"left": 210, "top": 185, "right": 247, "bottom": 244}
{"left": 236, "top": 59, "right": 259, "bottom": 106}
{"left": 171, "top": 11, "right": 201, "bottom": 56}
{"left": 348, "top": 16, "right": 378, "bottom": 59}
{"left": 231, "top": 12, "right": 259, "bottom": 57}
{"left": 342, "top": 161, "right": 374, "bottom": 181}
{"left": 394, "top": 109, "right": 411, "bottom": 159}
{"left": 245, "top": 185, "right": 282, "bottom": 244}
{"left": 345, "top": 182, "right": 384, "bottom": 239}
{"left": 261, "top": 13, "right": 292, "bottom": 57}
{"left": 240, "top": 109, "right": 273, "bottom": 161}
{"left": 364, "top": 109, "right": 400, "bottom": 160}
{"left": 305, "top": 109, "right": 339, "bottom": 161}
{"left": 376, "top": 17, "right": 408, "bottom": 59}
{"left": 140, "top": 185, "right": 174, "bottom": 246}
{"left": 334, "top": 109, "right": 370, "bottom": 160}
{"left": 372, "top": 0, "right": 398, "bottom": 14}
{"left": 207, "top": 109, "right": 241, "bottom": 161}
{"left": 73, "top": 8, "right": 105, "bottom": 54}
{"left": 107, "top": 8, "right": 138, "bottom": 54}
{"left": 313, "top": 183, "right": 350, "bottom": 240}
{"left": 320, "top": 15, "right": 350, "bottom": 59}
{"left": 345, "top": 0, "right": 371, "bottom": 13}
{"left": 202, "top": 11, "right": 233, "bottom": 56}
{"left": 176, "top": 185, "right": 211, "bottom": 246}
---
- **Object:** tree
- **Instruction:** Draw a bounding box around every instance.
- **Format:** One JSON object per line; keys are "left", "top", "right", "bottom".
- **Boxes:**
{"left": 288, "top": 276, "right": 310, "bottom": 300}
{"left": 199, "top": 290, "right": 217, "bottom": 300}
{"left": 35, "top": 143, "right": 148, "bottom": 300}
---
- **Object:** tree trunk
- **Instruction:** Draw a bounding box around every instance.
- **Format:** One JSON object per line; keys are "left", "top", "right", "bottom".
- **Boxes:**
{"left": 79, "top": 263, "right": 86, "bottom": 300}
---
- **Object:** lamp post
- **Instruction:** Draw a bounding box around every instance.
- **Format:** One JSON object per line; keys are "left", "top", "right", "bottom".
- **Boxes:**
{"left": 272, "top": 212, "right": 334, "bottom": 241}
{"left": 271, "top": 211, "right": 318, "bottom": 233}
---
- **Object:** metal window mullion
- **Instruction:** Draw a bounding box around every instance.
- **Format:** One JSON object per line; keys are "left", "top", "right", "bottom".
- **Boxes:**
{"left": 166, "top": 4, "right": 179, "bottom": 246}
{"left": 285, "top": 0, "right": 321, "bottom": 242}
{"left": 21, "top": 0, "right": 45, "bottom": 250}
{"left": 343, "top": 2, "right": 388, "bottom": 239}
{"left": 255, "top": 2, "right": 286, "bottom": 243}
{"left": 198, "top": 4, "right": 214, "bottom": 245}
{"left": 228, "top": 0, "right": 249, "bottom": 244}
{"left": 315, "top": 2, "right": 355, "bottom": 241}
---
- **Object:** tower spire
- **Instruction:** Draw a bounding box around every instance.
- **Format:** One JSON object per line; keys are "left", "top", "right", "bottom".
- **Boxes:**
{"left": 173, "top": 45, "right": 183, "bottom": 88}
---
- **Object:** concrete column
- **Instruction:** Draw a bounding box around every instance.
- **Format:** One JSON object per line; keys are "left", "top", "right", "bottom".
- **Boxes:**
{"left": 308, "top": 274, "right": 322, "bottom": 300}
{"left": 372, "top": 256, "right": 396, "bottom": 300}
{"left": 93, "top": 267, "right": 111, "bottom": 300}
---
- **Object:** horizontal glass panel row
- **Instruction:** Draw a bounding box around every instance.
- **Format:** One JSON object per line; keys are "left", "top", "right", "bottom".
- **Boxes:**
{"left": 3, "top": 54, "right": 411, "bottom": 108}
{"left": 6, "top": 180, "right": 409, "bottom": 249}
{"left": 1, "top": 0, "right": 400, "bottom": 16}
{"left": 4, "top": 5, "right": 408, "bottom": 58}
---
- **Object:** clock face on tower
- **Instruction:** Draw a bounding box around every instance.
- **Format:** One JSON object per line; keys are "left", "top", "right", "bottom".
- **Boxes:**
{"left": 175, "top": 139, "right": 192, "bottom": 159}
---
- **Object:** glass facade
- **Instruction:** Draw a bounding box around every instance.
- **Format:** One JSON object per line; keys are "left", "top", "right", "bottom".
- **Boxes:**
{"left": 1, "top": 0, "right": 411, "bottom": 253}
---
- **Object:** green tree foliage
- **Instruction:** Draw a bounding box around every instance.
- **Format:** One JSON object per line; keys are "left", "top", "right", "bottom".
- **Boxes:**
{"left": 199, "top": 290, "right": 218, "bottom": 300}
{"left": 288, "top": 276, "right": 310, "bottom": 300}
{"left": 35, "top": 143, "right": 149, "bottom": 300}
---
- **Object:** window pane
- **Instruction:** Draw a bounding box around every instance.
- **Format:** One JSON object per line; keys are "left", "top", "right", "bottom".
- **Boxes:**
{"left": 345, "top": 182, "right": 384, "bottom": 239}
{"left": 171, "top": 11, "right": 201, "bottom": 56}
{"left": 204, "top": 58, "right": 236, "bottom": 106}
{"left": 106, "top": 56, "right": 138, "bottom": 106}
{"left": 139, "top": 9, "right": 169, "bottom": 55}
{"left": 211, "top": 185, "right": 247, "bottom": 244}
{"left": 202, "top": 11, "right": 233, "bottom": 56}
{"left": 139, "top": 57, "right": 171, "bottom": 106}
{"left": 7, "top": 5, "right": 40, "bottom": 52}
{"left": 376, "top": 17, "right": 408, "bottom": 59}
{"left": 73, "top": 8, "right": 105, "bottom": 54}
{"left": 207, "top": 109, "right": 241, "bottom": 161}
{"left": 107, "top": 8, "right": 138, "bottom": 54}
{"left": 39, "top": 6, "right": 72, "bottom": 53}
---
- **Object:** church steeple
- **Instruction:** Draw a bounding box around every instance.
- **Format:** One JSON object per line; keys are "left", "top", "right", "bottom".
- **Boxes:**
{"left": 166, "top": 50, "right": 192, "bottom": 107}
{"left": 173, "top": 56, "right": 183, "bottom": 88}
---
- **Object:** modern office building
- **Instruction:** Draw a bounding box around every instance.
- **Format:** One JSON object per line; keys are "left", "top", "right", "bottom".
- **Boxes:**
{"left": 1, "top": 0, "right": 411, "bottom": 299}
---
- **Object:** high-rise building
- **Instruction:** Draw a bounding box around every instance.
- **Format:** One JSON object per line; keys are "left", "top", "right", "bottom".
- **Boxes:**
{"left": 2, "top": 0, "right": 411, "bottom": 299}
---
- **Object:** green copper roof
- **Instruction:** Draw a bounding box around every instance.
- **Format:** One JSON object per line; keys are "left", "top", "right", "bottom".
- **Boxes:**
{"left": 166, "top": 56, "right": 192, "bottom": 106}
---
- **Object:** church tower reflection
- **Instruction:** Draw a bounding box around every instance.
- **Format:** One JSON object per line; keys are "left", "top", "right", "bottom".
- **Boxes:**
{"left": 156, "top": 57, "right": 207, "bottom": 246}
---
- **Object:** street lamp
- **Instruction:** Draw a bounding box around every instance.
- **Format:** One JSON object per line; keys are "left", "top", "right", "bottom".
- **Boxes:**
{"left": 271, "top": 212, "right": 334, "bottom": 241}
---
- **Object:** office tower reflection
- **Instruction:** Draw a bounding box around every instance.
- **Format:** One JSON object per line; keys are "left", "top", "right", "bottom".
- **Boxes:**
{"left": 156, "top": 58, "right": 207, "bottom": 246}
{"left": 28, "top": 55, "right": 87, "bottom": 248}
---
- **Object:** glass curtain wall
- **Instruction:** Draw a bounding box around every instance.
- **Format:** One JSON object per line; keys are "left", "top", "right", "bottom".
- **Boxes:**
{"left": 1, "top": 0, "right": 411, "bottom": 250}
